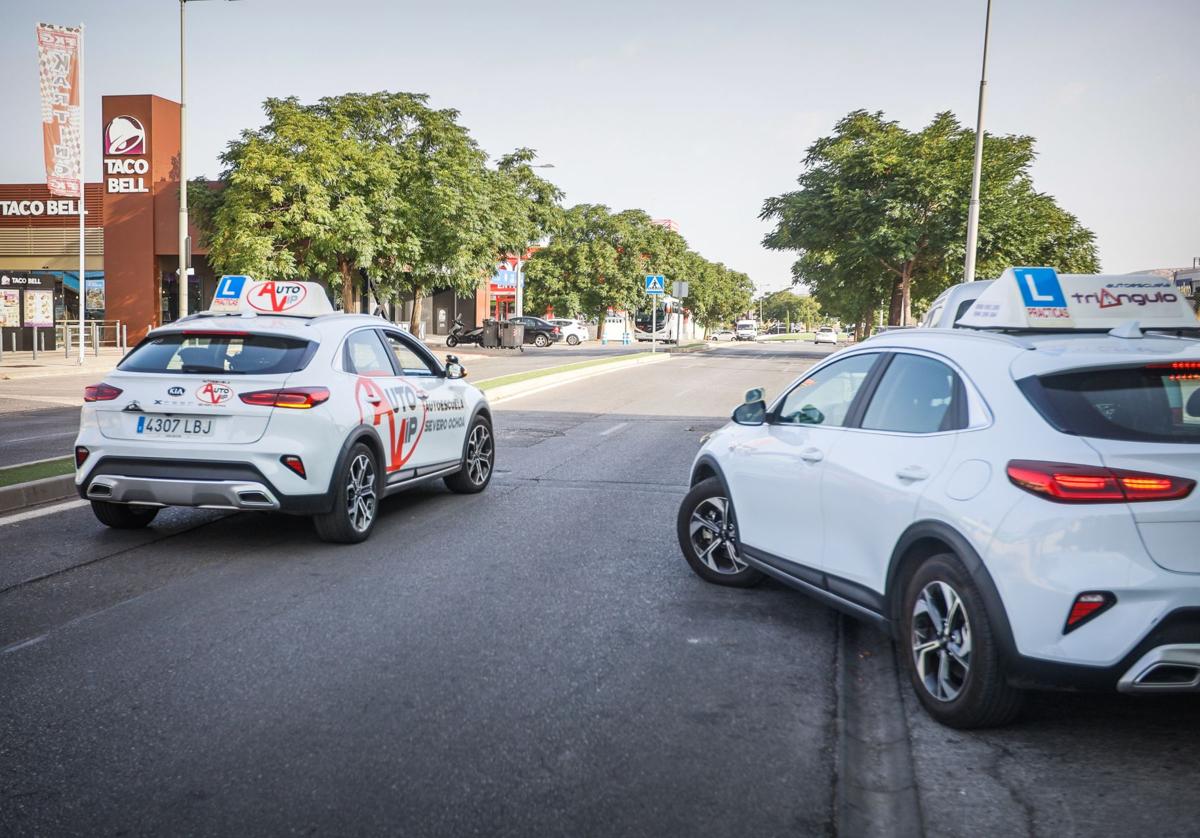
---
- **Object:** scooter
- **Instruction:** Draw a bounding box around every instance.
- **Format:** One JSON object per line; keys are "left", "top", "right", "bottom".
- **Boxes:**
{"left": 445, "top": 317, "right": 484, "bottom": 348}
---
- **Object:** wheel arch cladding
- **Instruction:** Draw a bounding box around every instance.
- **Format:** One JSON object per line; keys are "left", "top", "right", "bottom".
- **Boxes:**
{"left": 884, "top": 520, "right": 1017, "bottom": 658}
{"left": 690, "top": 455, "right": 724, "bottom": 487}
{"left": 335, "top": 426, "right": 386, "bottom": 491}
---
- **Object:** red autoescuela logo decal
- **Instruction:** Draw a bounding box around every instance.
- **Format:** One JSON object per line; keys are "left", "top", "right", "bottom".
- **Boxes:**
{"left": 196, "top": 381, "right": 233, "bottom": 405}
{"left": 356, "top": 377, "right": 427, "bottom": 471}
{"left": 247, "top": 281, "right": 308, "bottom": 313}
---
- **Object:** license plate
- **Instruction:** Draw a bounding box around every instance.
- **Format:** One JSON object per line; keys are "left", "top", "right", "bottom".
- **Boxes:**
{"left": 135, "top": 416, "right": 214, "bottom": 437}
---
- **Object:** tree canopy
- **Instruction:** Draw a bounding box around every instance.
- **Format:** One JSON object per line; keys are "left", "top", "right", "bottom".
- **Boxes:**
{"left": 761, "top": 110, "right": 1099, "bottom": 331}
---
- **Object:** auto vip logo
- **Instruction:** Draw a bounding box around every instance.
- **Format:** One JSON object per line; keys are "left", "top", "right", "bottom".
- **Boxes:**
{"left": 246, "top": 281, "right": 307, "bottom": 313}
{"left": 167, "top": 386, "right": 185, "bottom": 397}
{"left": 196, "top": 381, "right": 233, "bottom": 405}
{"left": 104, "top": 115, "right": 146, "bottom": 155}
{"left": 356, "top": 377, "right": 426, "bottom": 471}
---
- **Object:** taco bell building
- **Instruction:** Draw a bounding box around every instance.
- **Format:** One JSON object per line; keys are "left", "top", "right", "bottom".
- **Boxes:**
{"left": 0, "top": 94, "right": 216, "bottom": 346}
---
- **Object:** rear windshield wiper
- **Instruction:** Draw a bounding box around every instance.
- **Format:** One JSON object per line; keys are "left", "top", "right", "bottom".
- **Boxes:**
{"left": 180, "top": 364, "right": 228, "bottom": 374}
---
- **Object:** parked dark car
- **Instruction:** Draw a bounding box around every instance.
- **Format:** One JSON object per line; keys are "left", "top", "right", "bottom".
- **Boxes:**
{"left": 508, "top": 316, "right": 563, "bottom": 348}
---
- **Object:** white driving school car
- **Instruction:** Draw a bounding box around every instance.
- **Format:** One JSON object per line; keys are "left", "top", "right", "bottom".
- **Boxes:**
{"left": 73, "top": 277, "right": 494, "bottom": 544}
{"left": 678, "top": 267, "right": 1200, "bottom": 728}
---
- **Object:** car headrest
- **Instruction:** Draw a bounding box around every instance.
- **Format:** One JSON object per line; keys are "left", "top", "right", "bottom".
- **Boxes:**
{"left": 1187, "top": 388, "right": 1200, "bottom": 418}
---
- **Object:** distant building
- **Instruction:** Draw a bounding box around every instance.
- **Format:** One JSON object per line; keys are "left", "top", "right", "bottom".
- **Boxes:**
{"left": 651, "top": 219, "right": 680, "bottom": 233}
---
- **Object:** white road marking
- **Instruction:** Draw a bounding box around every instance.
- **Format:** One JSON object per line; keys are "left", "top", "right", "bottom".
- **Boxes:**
{"left": 0, "top": 499, "right": 87, "bottom": 527}
{"left": 3, "top": 431, "right": 77, "bottom": 444}
{"left": 599, "top": 422, "right": 629, "bottom": 436}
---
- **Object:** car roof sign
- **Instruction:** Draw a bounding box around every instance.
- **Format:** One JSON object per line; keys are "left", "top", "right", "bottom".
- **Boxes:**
{"left": 207, "top": 277, "right": 335, "bottom": 317}
{"left": 957, "top": 267, "right": 1200, "bottom": 331}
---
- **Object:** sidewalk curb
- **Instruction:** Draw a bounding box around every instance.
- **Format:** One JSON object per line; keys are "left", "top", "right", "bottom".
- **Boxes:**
{"left": 0, "top": 474, "right": 77, "bottom": 516}
{"left": 480, "top": 353, "right": 672, "bottom": 404}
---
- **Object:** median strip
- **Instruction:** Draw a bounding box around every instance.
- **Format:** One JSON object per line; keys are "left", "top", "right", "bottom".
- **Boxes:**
{"left": 0, "top": 457, "right": 77, "bottom": 516}
{"left": 476, "top": 352, "right": 671, "bottom": 403}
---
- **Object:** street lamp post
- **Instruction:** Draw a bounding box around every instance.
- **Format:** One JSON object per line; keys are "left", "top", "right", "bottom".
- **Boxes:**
{"left": 963, "top": 0, "right": 993, "bottom": 283}
{"left": 513, "top": 162, "right": 554, "bottom": 319}
{"left": 179, "top": 0, "right": 237, "bottom": 321}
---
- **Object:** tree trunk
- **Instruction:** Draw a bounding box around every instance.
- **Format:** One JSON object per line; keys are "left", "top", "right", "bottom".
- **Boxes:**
{"left": 888, "top": 276, "right": 903, "bottom": 326}
{"left": 900, "top": 264, "right": 913, "bottom": 326}
{"left": 339, "top": 258, "right": 354, "bottom": 313}
{"left": 409, "top": 287, "right": 423, "bottom": 336}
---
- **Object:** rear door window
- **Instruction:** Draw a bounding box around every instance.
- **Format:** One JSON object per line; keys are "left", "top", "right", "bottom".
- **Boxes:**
{"left": 1020, "top": 364, "right": 1200, "bottom": 443}
{"left": 119, "top": 332, "right": 313, "bottom": 375}
{"left": 861, "top": 354, "right": 964, "bottom": 434}
{"left": 343, "top": 329, "right": 396, "bottom": 377}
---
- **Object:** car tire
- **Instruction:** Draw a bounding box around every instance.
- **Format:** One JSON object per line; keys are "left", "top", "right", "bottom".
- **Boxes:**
{"left": 566, "top": 334, "right": 580, "bottom": 346}
{"left": 676, "top": 477, "right": 764, "bottom": 587}
{"left": 91, "top": 500, "right": 158, "bottom": 529}
{"left": 898, "top": 553, "right": 1024, "bottom": 729}
{"left": 446, "top": 335, "right": 458, "bottom": 348}
{"left": 313, "top": 442, "right": 380, "bottom": 544}
{"left": 534, "top": 333, "right": 550, "bottom": 348}
{"left": 444, "top": 414, "right": 494, "bottom": 494}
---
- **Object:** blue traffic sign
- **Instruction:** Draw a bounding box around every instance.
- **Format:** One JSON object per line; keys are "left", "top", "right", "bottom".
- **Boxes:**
{"left": 645, "top": 274, "right": 665, "bottom": 295}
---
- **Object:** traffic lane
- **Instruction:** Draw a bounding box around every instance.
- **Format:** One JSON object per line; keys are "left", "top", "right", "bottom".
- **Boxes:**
{"left": 0, "top": 406, "right": 80, "bottom": 466}
{"left": 903, "top": 680, "right": 1200, "bottom": 837}
{"left": 1, "top": 409, "right": 838, "bottom": 836}
{"left": 494, "top": 344, "right": 827, "bottom": 418}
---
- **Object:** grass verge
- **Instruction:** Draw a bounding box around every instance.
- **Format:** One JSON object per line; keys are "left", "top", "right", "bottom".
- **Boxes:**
{"left": 0, "top": 457, "right": 74, "bottom": 488}
{"left": 475, "top": 352, "right": 655, "bottom": 392}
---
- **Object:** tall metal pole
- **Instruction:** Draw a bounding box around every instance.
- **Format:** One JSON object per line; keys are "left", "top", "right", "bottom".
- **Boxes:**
{"left": 963, "top": 0, "right": 993, "bottom": 283}
{"left": 77, "top": 23, "right": 86, "bottom": 364}
{"left": 178, "top": 0, "right": 189, "bottom": 320}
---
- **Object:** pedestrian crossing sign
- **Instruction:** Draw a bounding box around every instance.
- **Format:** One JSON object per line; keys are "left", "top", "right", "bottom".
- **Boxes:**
{"left": 645, "top": 275, "right": 665, "bottom": 295}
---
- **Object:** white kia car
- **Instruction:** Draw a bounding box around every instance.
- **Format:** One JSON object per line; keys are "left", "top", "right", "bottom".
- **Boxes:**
{"left": 73, "top": 277, "right": 494, "bottom": 544}
{"left": 677, "top": 268, "right": 1200, "bottom": 728}
{"left": 548, "top": 318, "right": 589, "bottom": 346}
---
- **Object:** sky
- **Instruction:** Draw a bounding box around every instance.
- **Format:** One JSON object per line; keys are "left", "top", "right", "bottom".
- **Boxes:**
{"left": 1, "top": 0, "right": 1196, "bottom": 292}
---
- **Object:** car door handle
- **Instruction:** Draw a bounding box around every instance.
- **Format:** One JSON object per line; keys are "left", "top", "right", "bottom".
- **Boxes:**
{"left": 799, "top": 448, "right": 824, "bottom": 463}
{"left": 364, "top": 395, "right": 382, "bottom": 405}
{"left": 896, "top": 465, "right": 930, "bottom": 482}
{"left": 416, "top": 393, "right": 429, "bottom": 401}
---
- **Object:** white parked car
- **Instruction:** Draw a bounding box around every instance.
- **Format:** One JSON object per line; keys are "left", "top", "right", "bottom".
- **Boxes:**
{"left": 548, "top": 318, "right": 589, "bottom": 346}
{"left": 709, "top": 329, "right": 736, "bottom": 342}
{"left": 678, "top": 267, "right": 1200, "bottom": 728}
{"left": 734, "top": 320, "right": 758, "bottom": 341}
{"left": 73, "top": 278, "right": 494, "bottom": 544}
{"left": 814, "top": 326, "right": 839, "bottom": 345}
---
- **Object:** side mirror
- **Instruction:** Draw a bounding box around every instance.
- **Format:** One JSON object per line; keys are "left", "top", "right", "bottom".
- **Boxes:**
{"left": 445, "top": 354, "right": 466, "bottom": 379}
{"left": 732, "top": 400, "right": 766, "bottom": 425}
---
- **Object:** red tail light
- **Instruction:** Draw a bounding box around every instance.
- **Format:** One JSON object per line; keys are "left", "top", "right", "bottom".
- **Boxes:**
{"left": 1007, "top": 460, "right": 1195, "bottom": 503}
{"left": 552, "top": 326, "right": 560, "bottom": 334}
{"left": 1064, "top": 591, "right": 1116, "bottom": 633}
{"left": 280, "top": 455, "right": 307, "bottom": 478}
{"left": 84, "top": 382, "right": 122, "bottom": 402}
{"left": 239, "top": 386, "right": 330, "bottom": 409}
{"left": 75, "top": 446, "right": 89, "bottom": 468}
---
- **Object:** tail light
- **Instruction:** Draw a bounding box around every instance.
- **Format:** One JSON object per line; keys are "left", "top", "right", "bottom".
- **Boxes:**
{"left": 1064, "top": 591, "right": 1116, "bottom": 633}
{"left": 280, "top": 455, "right": 307, "bottom": 478}
{"left": 84, "top": 382, "right": 123, "bottom": 402}
{"left": 552, "top": 326, "right": 560, "bottom": 334}
{"left": 75, "top": 446, "right": 89, "bottom": 468}
{"left": 1007, "top": 460, "right": 1195, "bottom": 503}
{"left": 240, "top": 386, "right": 330, "bottom": 409}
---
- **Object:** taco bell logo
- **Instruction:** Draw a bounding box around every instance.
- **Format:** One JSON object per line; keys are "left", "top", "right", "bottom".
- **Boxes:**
{"left": 104, "top": 116, "right": 146, "bottom": 155}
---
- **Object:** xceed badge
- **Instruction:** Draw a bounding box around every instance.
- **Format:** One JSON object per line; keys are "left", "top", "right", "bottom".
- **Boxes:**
{"left": 196, "top": 381, "right": 233, "bottom": 405}
{"left": 104, "top": 115, "right": 146, "bottom": 155}
{"left": 246, "top": 281, "right": 308, "bottom": 313}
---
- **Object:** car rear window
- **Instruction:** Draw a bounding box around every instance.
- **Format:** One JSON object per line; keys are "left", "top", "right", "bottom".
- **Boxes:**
{"left": 119, "top": 332, "right": 315, "bottom": 375}
{"left": 1019, "top": 365, "right": 1200, "bottom": 443}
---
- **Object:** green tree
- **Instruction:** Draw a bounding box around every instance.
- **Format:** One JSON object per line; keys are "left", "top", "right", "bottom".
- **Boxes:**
{"left": 762, "top": 110, "right": 1099, "bottom": 327}
{"left": 759, "top": 289, "right": 821, "bottom": 330}
{"left": 200, "top": 96, "right": 402, "bottom": 311}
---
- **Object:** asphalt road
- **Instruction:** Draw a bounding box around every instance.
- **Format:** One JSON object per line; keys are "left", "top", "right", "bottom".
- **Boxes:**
{"left": 2, "top": 342, "right": 1196, "bottom": 837}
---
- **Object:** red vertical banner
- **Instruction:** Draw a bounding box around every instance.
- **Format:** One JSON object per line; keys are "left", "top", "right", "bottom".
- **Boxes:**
{"left": 36, "top": 23, "right": 82, "bottom": 198}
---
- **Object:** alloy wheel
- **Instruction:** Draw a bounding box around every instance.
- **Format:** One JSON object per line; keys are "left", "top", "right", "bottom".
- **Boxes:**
{"left": 466, "top": 424, "right": 493, "bottom": 486}
{"left": 688, "top": 496, "right": 746, "bottom": 574}
{"left": 345, "top": 452, "right": 377, "bottom": 533}
{"left": 911, "top": 580, "right": 973, "bottom": 701}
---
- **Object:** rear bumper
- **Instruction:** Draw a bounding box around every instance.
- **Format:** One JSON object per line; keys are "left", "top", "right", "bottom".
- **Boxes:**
{"left": 77, "top": 455, "right": 333, "bottom": 515}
